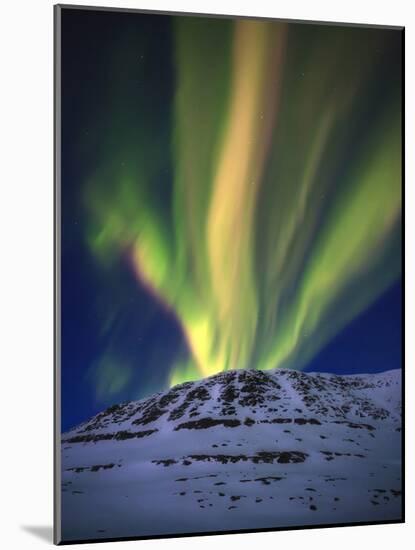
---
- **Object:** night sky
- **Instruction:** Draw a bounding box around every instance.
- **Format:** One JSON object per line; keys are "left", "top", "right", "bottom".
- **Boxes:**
{"left": 60, "top": 8, "right": 402, "bottom": 432}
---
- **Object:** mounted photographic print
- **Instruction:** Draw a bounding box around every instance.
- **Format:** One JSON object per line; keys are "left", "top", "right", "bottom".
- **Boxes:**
{"left": 54, "top": 4, "right": 404, "bottom": 544}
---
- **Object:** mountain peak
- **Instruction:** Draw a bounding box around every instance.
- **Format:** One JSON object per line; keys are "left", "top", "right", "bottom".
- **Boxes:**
{"left": 64, "top": 368, "right": 401, "bottom": 441}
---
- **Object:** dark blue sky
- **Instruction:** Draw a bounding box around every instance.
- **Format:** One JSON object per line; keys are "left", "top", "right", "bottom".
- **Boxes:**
{"left": 60, "top": 9, "right": 181, "bottom": 431}
{"left": 304, "top": 281, "right": 402, "bottom": 376}
{"left": 60, "top": 9, "right": 402, "bottom": 432}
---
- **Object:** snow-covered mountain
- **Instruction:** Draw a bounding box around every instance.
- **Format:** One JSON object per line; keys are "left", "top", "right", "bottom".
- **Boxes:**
{"left": 60, "top": 368, "right": 402, "bottom": 541}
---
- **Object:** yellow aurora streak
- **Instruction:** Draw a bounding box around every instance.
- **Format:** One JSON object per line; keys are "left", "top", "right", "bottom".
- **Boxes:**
{"left": 206, "top": 21, "right": 287, "bottom": 372}
{"left": 85, "top": 18, "right": 402, "bottom": 389}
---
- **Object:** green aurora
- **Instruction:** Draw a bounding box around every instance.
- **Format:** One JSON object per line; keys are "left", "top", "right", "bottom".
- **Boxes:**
{"left": 84, "top": 16, "right": 402, "bottom": 393}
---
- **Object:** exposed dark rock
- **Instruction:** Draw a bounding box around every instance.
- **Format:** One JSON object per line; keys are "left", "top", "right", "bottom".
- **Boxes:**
{"left": 63, "top": 429, "right": 157, "bottom": 444}
{"left": 174, "top": 418, "right": 241, "bottom": 430}
{"left": 152, "top": 459, "right": 177, "bottom": 467}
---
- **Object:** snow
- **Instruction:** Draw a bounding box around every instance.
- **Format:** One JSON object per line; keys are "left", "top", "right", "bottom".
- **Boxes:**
{"left": 60, "top": 368, "right": 402, "bottom": 542}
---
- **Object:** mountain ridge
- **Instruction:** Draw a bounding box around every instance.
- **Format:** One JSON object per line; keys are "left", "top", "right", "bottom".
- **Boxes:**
{"left": 63, "top": 368, "right": 401, "bottom": 439}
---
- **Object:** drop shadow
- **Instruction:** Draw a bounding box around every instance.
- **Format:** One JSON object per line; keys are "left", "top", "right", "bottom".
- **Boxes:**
{"left": 21, "top": 525, "right": 54, "bottom": 544}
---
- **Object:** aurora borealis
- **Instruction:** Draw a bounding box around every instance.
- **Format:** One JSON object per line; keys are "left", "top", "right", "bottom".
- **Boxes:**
{"left": 60, "top": 9, "right": 402, "bottom": 430}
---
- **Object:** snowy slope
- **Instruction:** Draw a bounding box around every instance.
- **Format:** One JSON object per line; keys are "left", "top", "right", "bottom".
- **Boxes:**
{"left": 60, "top": 368, "right": 402, "bottom": 541}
